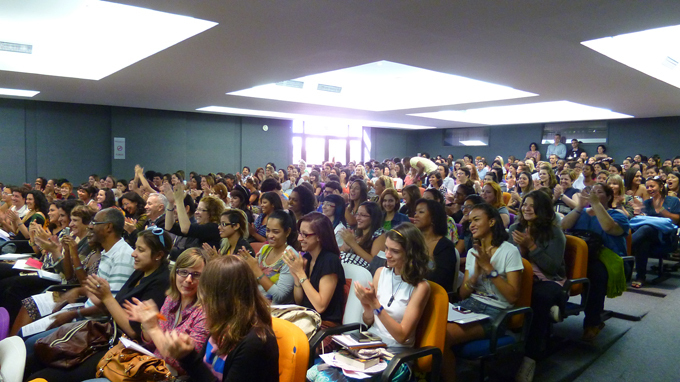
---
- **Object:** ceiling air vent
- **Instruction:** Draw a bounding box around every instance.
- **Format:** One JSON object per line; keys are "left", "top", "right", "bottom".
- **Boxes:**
{"left": 0, "top": 41, "right": 32, "bottom": 54}
{"left": 276, "top": 80, "right": 304, "bottom": 89}
{"left": 662, "top": 56, "right": 678, "bottom": 70}
{"left": 317, "top": 84, "right": 342, "bottom": 93}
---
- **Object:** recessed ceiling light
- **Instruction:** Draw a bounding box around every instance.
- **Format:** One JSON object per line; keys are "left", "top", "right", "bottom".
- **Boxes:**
{"left": 228, "top": 60, "right": 537, "bottom": 112}
{"left": 0, "top": 87, "right": 39, "bottom": 97}
{"left": 197, "top": 106, "right": 437, "bottom": 130}
{"left": 582, "top": 24, "right": 680, "bottom": 89}
{"left": 0, "top": 0, "right": 217, "bottom": 80}
{"left": 459, "top": 140, "right": 487, "bottom": 146}
{"left": 409, "top": 101, "right": 632, "bottom": 125}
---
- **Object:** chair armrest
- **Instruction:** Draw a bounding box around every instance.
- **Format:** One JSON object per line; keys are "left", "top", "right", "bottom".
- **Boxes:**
{"left": 380, "top": 346, "right": 442, "bottom": 382}
{"left": 0, "top": 240, "right": 32, "bottom": 252}
{"left": 488, "top": 306, "right": 533, "bottom": 354}
{"left": 308, "top": 322, "right": 363, "bottom": 367}
{"left": 562, "top": 277, "right": 590, "bottom": 309}
{"left": 621, "top": 256, "right": 635, "bottom": 282}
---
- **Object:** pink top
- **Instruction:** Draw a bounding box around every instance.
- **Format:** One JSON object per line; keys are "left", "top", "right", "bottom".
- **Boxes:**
{"left": 145, "top": 296, "right": 209, "bottom": 374}
{"left": 525, "top": 150, "right": 540, "bottom": 161}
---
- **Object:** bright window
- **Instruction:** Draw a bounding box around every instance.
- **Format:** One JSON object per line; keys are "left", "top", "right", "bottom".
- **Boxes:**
{"left": 293, "top": 121, "right": 364, "bottom": 165}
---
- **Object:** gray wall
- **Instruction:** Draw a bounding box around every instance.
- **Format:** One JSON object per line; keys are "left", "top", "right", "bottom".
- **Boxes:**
{"left": 1, "top": 97, "right": 679, "bottom": 186}
{"left": 407, "top": 117, "right": 680, "bottom": 163}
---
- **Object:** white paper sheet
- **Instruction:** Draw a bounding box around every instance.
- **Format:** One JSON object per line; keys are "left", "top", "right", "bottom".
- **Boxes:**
{"left": 0, "top": 253, "right": 31, "bottom": 261}
{"left": 120, "top": 337, "right": 156, "bottom": 357}
{"left": 12, "top": 259, "right": 39, "bottom": 271}
{"left": 32, "top": 292, "right": 58, "bottom": 317}
{"left": 38, "top": 270, "right": 62, "bottom": 282}
{"left": 448, "top": 303, "right": 490, "bottom": 324}
{"left": 319, "top": 352, "right": 387, "bottom": 374}
{"left": 19, "top": 314, "right": 58, "bottom": 337}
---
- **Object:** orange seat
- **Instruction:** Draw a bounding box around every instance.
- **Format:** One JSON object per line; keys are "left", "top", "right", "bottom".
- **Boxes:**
{"left": 418, "top": 187, "right": 426, "bottom": 197}
{"left": 413, "top": 281, "right": 449, "bottom": 372}
{"left": 564, "top": 235, "right": 588, "bottom": 296}
{"left": 509, "top": 258, "right": 534, "bottom": 329}
{"left": 272, "top": 317, "right": 310, "bottom": 382}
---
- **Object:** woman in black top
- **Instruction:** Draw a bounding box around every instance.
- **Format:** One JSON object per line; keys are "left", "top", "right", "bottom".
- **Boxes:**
{"left": 165, "top": 183, "right": 224, "bottom": 249}
{"left": 158, "top": 255, "right": 279, "bottom": 382}
{"left": 413, "top": 199, "right": 458, "bottom": 292}
{"left": 284, "top": 212, "right": 346, "bottom": 326}
{"left": 25, "top": 228, "right": 172, "bottom": 381}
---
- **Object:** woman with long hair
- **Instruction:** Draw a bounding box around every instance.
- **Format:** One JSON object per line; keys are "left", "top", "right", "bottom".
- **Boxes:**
{"left": 77, "top": 183, "right": 98, "bottom": 209}
{"left": 340, "top": 201, "right": 386, "bottom": 268}
{"left": 321, "top": 193, "right": 347, "bottom": 248}
{"left": 607, "top": 174, "right": 633, "bottom": 218}
{"left": 480, "top": 181, "right": 510, "bottom": 227}
{"left": 289, "top": 185, "right": 317, "bottom": 221}
{"left": 380, "top": 188, "right": 410, "bottom": 231}
{"left": 250, "top": 191, "right": 283, "bottom": 243}
{"left": 538, "top": 164, "right": 558, "bottom": 191}
{"left": 284, "top": 212, "right": 346, "bottom": 329}
{"left": 508, "top": 171, "right": 534, "bottom": 215}
{"left": 345, "top": 179, "right": 368, "bottom": 228}
{"left": 96, "top": 188, "right": 116, "bottom": 210}
{"left": 155, "top": 255, "right": 279, "bottom": 381}
{"left": 399, "top": 184, "right": 421, "bottom": 218}
{"left": 667, "top": 172, "right": 680, "bottom": 197}
{"left": 631, "top": 177, "right": 680, "bottom": 288}
{"left": 229, "top": 186, "right": 254, "bottom": 223}
{"left": 165, "top": 184, "right": 224, "bottom": 249}
{"left": 443, "top": 203, "right": 523, "bottom": 381}
{"left": 125, "top": 248, "right": 211, "bottom": 376}
{"left": 624, "top": 167, "right": 649, "bottom": 200}
{"left": 203, "top": 209, "right": 254, "bottom": 257}
{"left": 7, "top": 190, "right": 48, "bottom": 241}
{"left": 238, "top": 210, "right": 298, "bottom": 304}
{"left": 508, "top": 190, "right": 566, "bottom": 363}
{"left": 354, "top": 223, "right": 431, "bottom": 348}
{"left": 413, "top": 199, "right": 458, "bottom": 292}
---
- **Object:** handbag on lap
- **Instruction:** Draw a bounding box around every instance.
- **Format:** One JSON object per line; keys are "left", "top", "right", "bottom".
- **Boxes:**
{"left": 34, "top": 319, "right": 116, "bottom": 368}
{"left": 96, "top": 340, "right": 173, "bottom": 382}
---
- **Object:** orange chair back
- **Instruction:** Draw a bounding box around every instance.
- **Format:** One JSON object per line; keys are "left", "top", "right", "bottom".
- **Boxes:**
{"left": 418, "top": 187, "right": 426, "bottom": 198}
{"left": 509, "top": 258, "right": 533, "bottom": 329}
{"left": 502, "top": 192, "right": 512, "bottom": 206}
{"left": 564, "top": 235, "right": 588, "bottom": 296}
{"left": 272, "top": 317, "right": 310, "bottom": 382}
{"left": 413, "top": 281, "right": 448, "bottom": 372}
{"left": 251, "top": 242, "right": 266, "bottom": 255}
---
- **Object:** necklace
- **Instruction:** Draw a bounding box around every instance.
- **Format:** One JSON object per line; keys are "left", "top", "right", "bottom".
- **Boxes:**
{"left": 387, "top": 270, "right": 404, "bottom": 307}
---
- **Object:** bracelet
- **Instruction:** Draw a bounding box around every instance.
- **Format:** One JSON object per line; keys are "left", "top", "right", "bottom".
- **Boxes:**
{"left": 166, "top": 207, "right": 176, "bottom": 212}
{"left": 293, "top": 284, "right": 301, "bottom": 288}
{"left": 374, "top": 305, "right": 385, "bottom": 316}
{"left": 76, "top": 308, "right": 83, "bottom": 319}
{"left": 256, "top": 273, "right": 265, "bottom": 281}
{"left": 74, "top": 265, "right": 84, "bottom": 271}
{"left": 464, "top": 281, "right": 474, "bottom": 290}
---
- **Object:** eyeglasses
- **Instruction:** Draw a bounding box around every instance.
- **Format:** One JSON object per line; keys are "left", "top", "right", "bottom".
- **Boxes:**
{"left": 89, "top": 220, "right": 112, "bottom": 226}
{"left": 176, "top": 269, "right": 201, "bottom": 279}
{"left": 147, "top": 227, "right": 165, "bottom": 247}
{"left": 322, "top": 202, "right": 336, "bottom": 208}
{"left": 298, "top": 232, "right": 317, "bottom": 239}
{"left": 462, "top": 205, "right": 473, "bottom": 210}
{"left": 219, "top": 222, "right": 237, "bottom": 227}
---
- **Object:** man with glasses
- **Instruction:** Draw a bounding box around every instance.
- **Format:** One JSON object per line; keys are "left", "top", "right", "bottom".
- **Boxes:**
{"left": 47, "top": 208, "right": 135, "bottom": 329}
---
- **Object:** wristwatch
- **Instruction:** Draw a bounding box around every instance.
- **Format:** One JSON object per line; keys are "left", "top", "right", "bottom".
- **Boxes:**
{"left": 487, "top": 270, "right": 499, "bottom": 279}
{"left": 374, "top": 305, "right": 385, "bottom": 316}
{"left": 299, "top": 277, "right": 308, "bottom": 285}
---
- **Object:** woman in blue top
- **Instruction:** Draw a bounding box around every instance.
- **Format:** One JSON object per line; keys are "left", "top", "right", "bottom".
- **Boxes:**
{"left": 561, "top": 183, "right": 630, "bottom": 341}
{"left": 631, "top": 177, "right": 680, "bottom": 287}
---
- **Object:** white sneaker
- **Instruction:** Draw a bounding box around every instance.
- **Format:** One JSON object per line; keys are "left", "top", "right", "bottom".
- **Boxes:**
{"left": 550, "top": 305, "right": 562, "bottom": 323}
{"left": 515, "top": 356, "right": 536, "bottom": 382}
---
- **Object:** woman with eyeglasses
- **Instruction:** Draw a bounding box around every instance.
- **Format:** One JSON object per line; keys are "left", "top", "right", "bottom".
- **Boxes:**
{"left": 203, "top": 209, "right": 254, "bottom": 257}
{"left": 164, "top": 183, "right": 224, "bottom": 250}
{"left": 320, "top": 194, "right": 347, "bottom": 248}
{"left": 508, "top": 190, "right": 566, "bottom": 365}
{"left": 125, "top": 248, "right": 211, "bottom": 376}
{"left": 630, "top": 177, "right": 680, "bottom": 288}
{"left": 238, "top": 210, "right": 298, "bottom": 304}
{"left": 250, "top": 191, "right": 283, "bottom": 243}
{"left": 345, "top": 179, "right": 369, "bottom": 228}
{"left": 154, "top": 255, "right": 279, "bottom": 382}
{"left": 340, "top": 201, "right": 386, "bottom": 268}
{"left": 25, "top": 229, "right": 172, "bottom": 381}
{"left": 354, "top": 223, "right": 431, "bottom": 349}
{"left": 284, "top": 212, "right": 346, "bottom": 335}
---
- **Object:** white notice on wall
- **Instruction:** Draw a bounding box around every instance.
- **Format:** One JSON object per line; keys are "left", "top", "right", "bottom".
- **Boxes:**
{"left": 114, "top": 137, "right": 125, "bottom": 160}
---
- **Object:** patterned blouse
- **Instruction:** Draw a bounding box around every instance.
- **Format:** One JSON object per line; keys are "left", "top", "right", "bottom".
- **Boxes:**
{"left": 145, "top": 296, "right": 210, "bottom": 375}
{"left": 341, "top": 228, "right": 386, "bottom": 268}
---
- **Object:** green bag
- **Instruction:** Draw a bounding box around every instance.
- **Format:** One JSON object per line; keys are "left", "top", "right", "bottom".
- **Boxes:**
{"left": 598, "top": 247, "right": 627, "bottom": 298}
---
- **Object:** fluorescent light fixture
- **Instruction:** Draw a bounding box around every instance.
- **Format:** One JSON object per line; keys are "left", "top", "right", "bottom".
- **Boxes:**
{"left": 0, "top": 0, "right": 217, "bottom": 80}
{"left": 582, "top": 24, "right": 680, "bottom": 89}
{"left": 197, "top": 106, "right": 437, "bottom": 130}
{"left": 228, "top": 60, "right": 537, "bottom": 111}
{"left": 409, "top": 101, "right": 632, "bottom": 125}
{"left": 459, "top": 140, "right": 486, "bottom": 146}
{"left": 0, "top": 87, "right": 39, "bottom": 97}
